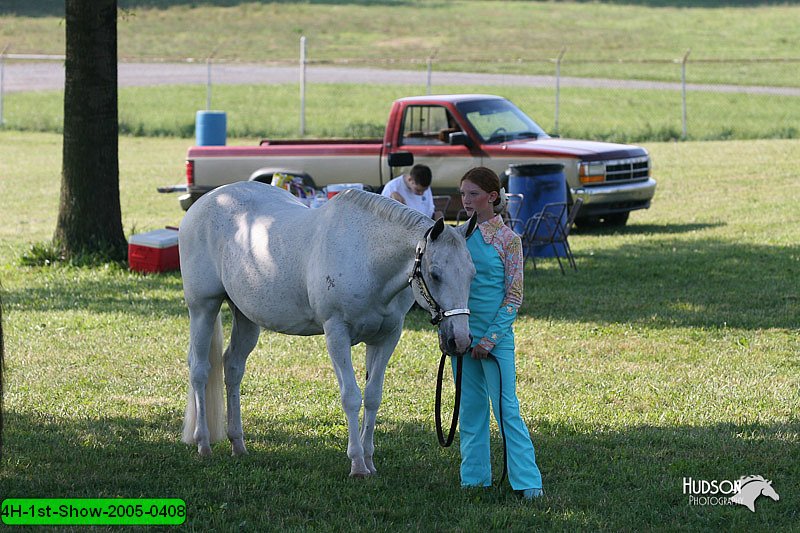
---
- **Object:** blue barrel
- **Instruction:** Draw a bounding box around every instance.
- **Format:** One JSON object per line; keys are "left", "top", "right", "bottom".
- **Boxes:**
{"left": 195, "top": 111, "right": 227, "bottom": 146}
{"left": 508, "top": 163, "right": 567, "bottom": 257}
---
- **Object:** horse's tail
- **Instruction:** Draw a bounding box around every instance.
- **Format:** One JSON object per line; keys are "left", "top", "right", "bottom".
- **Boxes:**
{"left": 182, "top": 313, "right": 226, "bottom": 445}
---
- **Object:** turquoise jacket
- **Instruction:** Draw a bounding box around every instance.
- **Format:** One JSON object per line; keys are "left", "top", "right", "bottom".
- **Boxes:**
{"left": 466, "top": 215, "right": 524, "bottom": 353}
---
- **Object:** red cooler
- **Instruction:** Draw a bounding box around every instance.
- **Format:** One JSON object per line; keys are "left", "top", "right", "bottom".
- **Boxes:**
{"left": 128, "top": 229, "right": 180, "bottom": 273}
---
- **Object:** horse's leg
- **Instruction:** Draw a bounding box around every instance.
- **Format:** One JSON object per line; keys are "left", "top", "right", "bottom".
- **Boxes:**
{"left": 323, "top": 319, "right": 369, "bottom": 477}
{"left": 224, "top": 304, "right": 260, "bottom": 457}
{"left": 361, "top": 328, "right": 403, "bottom": 475}
{"left": 185, "top": 300, "right": 223, "bottom": 456}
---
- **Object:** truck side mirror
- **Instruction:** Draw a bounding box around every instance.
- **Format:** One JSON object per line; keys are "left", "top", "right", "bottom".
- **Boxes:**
{"left": 388, "top": 151, "right": 414, "bottom": 168}
{"left": 449, "top": 132, "right": 469, "bottom": 146}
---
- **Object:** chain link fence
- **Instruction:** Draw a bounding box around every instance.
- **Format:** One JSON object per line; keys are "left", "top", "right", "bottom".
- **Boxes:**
{"left": 2, "top": 43, "right": 799, "bottom": 142}
{"left": 294, "top": 44, "right": 800, "bottom": 142}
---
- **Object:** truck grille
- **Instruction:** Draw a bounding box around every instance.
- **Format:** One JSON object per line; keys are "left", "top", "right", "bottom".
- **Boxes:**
{"left": 605, "top": 157, "right": 650, "bottom": 182}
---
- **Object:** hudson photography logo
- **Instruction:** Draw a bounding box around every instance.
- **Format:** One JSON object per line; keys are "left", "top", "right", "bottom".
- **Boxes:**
{"left": 683, "top": 475, "right": 780, "bottom": 512}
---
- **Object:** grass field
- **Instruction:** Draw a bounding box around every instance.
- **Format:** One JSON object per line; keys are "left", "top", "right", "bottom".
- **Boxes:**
{"left": 1, "top": 131, "right": 798, "bottom": 529}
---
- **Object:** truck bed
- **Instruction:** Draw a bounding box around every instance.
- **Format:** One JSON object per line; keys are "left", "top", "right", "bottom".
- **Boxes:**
{"left": 259, "top": 138, "right": 382, "bottom": 146}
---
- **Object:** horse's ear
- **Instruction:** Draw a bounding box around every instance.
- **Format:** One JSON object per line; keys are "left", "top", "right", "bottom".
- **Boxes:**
{"left": 464, "top": 213, "right": 478, "bottom": 239}
{"left": 429, "top": 217, "right": 446, "bottom": 241}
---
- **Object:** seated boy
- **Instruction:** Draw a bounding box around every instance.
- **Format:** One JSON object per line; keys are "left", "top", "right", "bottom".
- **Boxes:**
{"left": 381, "top": 164, "right": 442, "bottom": 219}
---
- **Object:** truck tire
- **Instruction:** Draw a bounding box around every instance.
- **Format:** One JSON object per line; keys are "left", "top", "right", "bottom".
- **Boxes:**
{"left": 604, "top": 212, "right": 629, "bottom": 227}
{"left": 575, "top": 212, "right": 629, "bottom": 229}
{"left": 575, "top": 215, "right": 601, "bottom": 229}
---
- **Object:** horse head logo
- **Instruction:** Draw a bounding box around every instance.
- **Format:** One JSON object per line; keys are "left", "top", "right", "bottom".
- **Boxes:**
{"left": 729, "top": 475, "right": 780, "bottom": 512}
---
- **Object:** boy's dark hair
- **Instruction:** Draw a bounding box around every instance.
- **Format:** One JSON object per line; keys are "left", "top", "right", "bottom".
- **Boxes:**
{"left": 409, "top": 164, "right": 432, "bottom": 188}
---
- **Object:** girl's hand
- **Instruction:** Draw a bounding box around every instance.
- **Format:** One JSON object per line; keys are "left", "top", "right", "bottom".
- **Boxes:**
{"left": 471, "top": 345, "right": 490, "bottom": 360}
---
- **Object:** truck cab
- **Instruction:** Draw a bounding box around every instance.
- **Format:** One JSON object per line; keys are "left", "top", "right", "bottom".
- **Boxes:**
{"left": 385, "top": 94, "right": 656, "bottom": 226}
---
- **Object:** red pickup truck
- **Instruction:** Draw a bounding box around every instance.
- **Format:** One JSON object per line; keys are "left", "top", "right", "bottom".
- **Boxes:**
{"left": 179, "top": 94, "right": 656, "bottom": 226}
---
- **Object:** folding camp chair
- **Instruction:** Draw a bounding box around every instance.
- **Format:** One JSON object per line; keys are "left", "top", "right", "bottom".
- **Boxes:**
{"left": 521, "top": 202, "right": 568, "bottom": 274}
{"left": 432, "top": 195, "right": 451, "bottom": 220}
{"left": 551, "top": 198, "right": 583, "bottom": 272}
{"left": 503, "top": 193, "right": 525, "bottom": 229}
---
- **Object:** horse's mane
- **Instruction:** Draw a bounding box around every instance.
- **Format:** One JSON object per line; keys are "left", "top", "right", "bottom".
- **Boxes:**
{"left": 332, "top": 188, "right": 433, "bottom": 233}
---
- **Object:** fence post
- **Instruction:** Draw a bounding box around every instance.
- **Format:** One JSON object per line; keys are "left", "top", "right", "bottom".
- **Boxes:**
{"left": 426, "top": 56, "right": 433, "bottom": 95}
{"left": 300, "top": 36, "right": 307, "bottom": 136}
{"left": 0, "top": 45, "right": 7, "bottom": 126}
{"left": 206, "top": 56, "right": 212, "bottom": 110}
{"left": 681, "top": 49, "right": 691, "bottom": 139}
{"left": 554, "top": 48, "right": 566, "bottom": 136}
{"left": 205, "top": 44, "right": 221, "bottom": 111}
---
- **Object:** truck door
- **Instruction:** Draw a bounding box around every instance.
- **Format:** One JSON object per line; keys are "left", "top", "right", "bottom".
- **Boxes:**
{"left": 392, "top": 104, "right": 481, "bottom": 194}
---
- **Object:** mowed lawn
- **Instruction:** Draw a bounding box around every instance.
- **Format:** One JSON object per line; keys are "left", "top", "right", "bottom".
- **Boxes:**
{"left": 0, "top": 132, "right": 798, "bottom": 530}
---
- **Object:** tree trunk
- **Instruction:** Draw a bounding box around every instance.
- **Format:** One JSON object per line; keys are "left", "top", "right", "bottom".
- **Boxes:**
{"left": 54, "top": 0, "right": 126, "bottom": 261}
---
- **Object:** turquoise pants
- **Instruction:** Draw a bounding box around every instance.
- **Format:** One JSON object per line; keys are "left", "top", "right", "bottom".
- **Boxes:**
{"left": 452, "top": 345, "right": 542, "bottom": 491}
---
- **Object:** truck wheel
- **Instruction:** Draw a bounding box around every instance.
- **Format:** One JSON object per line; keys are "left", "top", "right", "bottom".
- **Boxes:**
{"left": 575, "top": 216, "right": 600, "bottom": 229}
{"left": 604, "top": 212, "right": 629, "bottom": 227}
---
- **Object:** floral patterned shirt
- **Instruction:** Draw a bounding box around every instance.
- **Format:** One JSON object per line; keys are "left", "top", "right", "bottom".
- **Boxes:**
{"left": 472, "top": 214, "right": 524, "bottom": 352}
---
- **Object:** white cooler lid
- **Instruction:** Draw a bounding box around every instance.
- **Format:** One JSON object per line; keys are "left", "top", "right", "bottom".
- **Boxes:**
{"left": 129, "top": 228, "right": 179, "bottom": 249}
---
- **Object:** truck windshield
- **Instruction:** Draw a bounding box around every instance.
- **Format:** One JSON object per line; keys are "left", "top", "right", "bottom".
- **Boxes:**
{"left": 455, "top": 98, "right": 549, "bottom": 144}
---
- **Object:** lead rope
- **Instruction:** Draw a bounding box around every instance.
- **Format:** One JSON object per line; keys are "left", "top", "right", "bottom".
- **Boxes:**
{"left": 435, "top": 352, "right": 462, "bottom": 447}
{"left": 435, "top": 351, "right": 508, "bottom": 487}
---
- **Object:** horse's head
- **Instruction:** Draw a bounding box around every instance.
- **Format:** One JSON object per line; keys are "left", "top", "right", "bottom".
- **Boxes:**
{"left": 411, "top": 217, "right": 477, "bottom": 356}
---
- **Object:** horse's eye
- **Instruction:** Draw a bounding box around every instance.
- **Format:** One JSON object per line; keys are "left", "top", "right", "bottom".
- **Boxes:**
{"left": 430, "top": 271, "right": 442, "bottom": 283}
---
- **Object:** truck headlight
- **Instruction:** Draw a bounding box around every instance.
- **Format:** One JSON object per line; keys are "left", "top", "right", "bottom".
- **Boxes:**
{"left": 579, "top": 161, "right": 605, "bottom": 184}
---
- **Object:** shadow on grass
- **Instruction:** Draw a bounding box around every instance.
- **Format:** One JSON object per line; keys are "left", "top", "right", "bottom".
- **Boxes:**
{"left": 573, "top": 222, "right": 726, "bottom": 236}
{"left": 3, "top": 270, "right": 186, "bottom": 317}
{"left": 2, "top": 409, "right": 796, "bottom": 529}
{"left": 403, "top": 235, "right": 799, "bottom": 332}
{"left": 523, "top": 237, "right": 799, "bottom": 330}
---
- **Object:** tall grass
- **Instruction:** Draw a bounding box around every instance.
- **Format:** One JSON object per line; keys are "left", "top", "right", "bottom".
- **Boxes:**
{"left": 0, "top": 132, "right": 798, "bottom": 530}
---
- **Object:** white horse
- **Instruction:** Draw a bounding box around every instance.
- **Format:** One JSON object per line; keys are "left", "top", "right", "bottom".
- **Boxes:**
{"left": 179, "top": 182, "right": 476, "bottom": 477}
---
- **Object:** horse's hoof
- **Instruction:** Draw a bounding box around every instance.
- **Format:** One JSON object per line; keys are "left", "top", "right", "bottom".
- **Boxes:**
{"left": 364, "top": 457, "right": 377, "bottom": 475}
{"left": 231, "top": 439, "right": 248, "bottom": 457}
{"left": 197, "top": 444, "right": 212, "bottom": 457}
{"left": 349, "top": 459, "right": 371, "bottom": 478}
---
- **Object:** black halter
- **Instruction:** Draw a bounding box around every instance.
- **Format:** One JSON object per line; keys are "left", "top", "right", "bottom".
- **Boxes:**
{"left": 408, "top": 226, "right": 471, "bottom": 326}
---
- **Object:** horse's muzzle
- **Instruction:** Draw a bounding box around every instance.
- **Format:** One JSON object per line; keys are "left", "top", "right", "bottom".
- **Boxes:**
{"left": 440, "top": 328, "right": 472, "bottom": 357}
